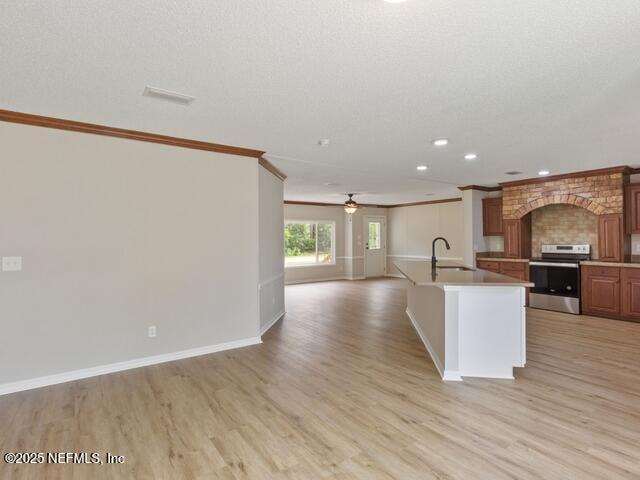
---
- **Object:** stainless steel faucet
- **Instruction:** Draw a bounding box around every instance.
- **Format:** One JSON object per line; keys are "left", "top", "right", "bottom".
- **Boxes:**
{"left": 431, "top": 237, "right": 451, "bottom": 270}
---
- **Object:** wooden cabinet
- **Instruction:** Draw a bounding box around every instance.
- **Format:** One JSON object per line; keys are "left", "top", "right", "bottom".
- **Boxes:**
{"left": 482, "top": 197, "right": 503, "bottom": 236}
{"left": 476, "top": 260, "right": 528, "bottom": 280}
{"left": 503, "top": 215, "right": 531, "bottom": 259}
{"left": 476, "top": 260, "right": 501, "bottom": 273}
{"left": 598, "top": 214, "right": 626, "bottom": 262}
{"left": 499, "top": 261, "right": 528, "bottom": 281}
{"left": 621, "top": 268, "right": 640, "bottom": 321}
{"left": 477, "top": 259, "right": 529, "bottom": 305}
{"left": 625, "top": 184, "right": 640, "bottom": 234}
{"left": 581, "top": 266, "right": 621, "bottom": 316}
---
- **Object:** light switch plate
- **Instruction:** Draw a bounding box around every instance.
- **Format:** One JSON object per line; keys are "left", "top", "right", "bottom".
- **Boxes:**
{"left": 2, "top": 256, "right": 22, "bottom": 272}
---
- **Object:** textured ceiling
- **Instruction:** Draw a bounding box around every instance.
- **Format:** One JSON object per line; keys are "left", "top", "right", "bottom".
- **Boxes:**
{"left": 2, "top": 0, "right": 640, "bottom": 204}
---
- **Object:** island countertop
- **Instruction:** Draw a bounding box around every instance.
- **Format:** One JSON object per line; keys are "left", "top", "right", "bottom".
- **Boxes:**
{"left": 395, "top": 260, "right": 534, "bottom": 287}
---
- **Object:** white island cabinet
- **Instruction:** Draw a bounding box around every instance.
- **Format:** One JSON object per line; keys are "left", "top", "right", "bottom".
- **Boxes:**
{"left": 395, "top": 260, "right": 533, "bottom": 381}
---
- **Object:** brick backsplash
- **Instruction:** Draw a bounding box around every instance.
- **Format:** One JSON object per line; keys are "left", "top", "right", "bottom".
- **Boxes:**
{"left": 502, "top": 173, "right": 625, "bottom": 220}
{"left": 531, "top": 204, "right": 599, "bottom": 258}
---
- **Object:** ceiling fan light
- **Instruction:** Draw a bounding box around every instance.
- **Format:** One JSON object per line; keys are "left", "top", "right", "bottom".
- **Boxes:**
{"left": 343, "top": 194, "right": 359, "bottom": 215}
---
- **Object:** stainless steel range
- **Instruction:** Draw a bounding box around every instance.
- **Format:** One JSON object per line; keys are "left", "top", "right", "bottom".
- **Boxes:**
{"left": 529, "top": 244, "right": 591, "bottom": 314}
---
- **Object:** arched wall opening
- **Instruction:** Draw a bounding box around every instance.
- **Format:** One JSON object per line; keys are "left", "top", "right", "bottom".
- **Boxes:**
{"left": 529, "top": 203, "right": 599, "bottom": 258}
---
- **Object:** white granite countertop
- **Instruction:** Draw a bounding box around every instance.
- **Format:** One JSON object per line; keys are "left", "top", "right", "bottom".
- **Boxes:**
{"left": 394, "top": 260, "right": 534, "bottom": 287}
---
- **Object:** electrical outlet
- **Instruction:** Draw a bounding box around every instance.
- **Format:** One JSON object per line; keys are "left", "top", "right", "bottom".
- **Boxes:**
{"left": 148, "top": 326, "right": 157, "bottom": 338}
{"left": 2, "top": 256, "right": 22, "bottom": 272}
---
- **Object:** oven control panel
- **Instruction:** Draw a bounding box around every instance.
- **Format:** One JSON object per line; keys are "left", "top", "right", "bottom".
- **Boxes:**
{"left": 541, "top": 244, "right": 590, "bottom": 255}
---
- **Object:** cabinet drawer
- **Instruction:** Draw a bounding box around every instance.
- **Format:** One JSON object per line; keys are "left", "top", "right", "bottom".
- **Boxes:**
{"left": 500, "top": 262, "right": 526, "bottom": 272}
{"left": 477, "top": 260, "right": 501, "bottom": 273}
{"left": 582, "top": 265, "right": 620, "bottom": 278}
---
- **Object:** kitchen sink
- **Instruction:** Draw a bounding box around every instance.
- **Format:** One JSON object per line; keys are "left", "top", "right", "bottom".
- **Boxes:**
{"left": 436, "top": 266, "right": 474, "bottom": 272}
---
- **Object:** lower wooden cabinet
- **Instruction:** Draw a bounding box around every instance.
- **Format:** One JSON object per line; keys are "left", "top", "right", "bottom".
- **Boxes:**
{"left": 581, "top": 266, "right": 620, "bottom": 316}
{"left": 476, "top": 260, "right": 501, "bottom": 274}
{"left": 477, "top": 260, "right": 528, "bottom": 279}
{"left": 477, "top": 259, "right": 529, "bottom": 305}
{"left": 621, "top": 268, "right": 640, "bottom": 321}
{"left": 581, "top": 265, "right": 640, "bottom": 322}
{"left": 499, "top": 261, "right": 528, "bottom": 281}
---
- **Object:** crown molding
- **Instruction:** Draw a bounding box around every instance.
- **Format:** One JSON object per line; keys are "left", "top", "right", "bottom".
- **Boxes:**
{"left": 458, "top": 185, "right": 501, "bottom": 192}
{"left": 284, "top": 197, "right": 462, "bottom": 209}
{"left": 0, "top": 108, "right": 265, "bottom": 158}
{"left": 258, "top": 157, "right": 287, "bottom": 181}
{"left": 385, "top": 197, "right": 462, "bottom": 208}
{"left": 284, "top": 200, "right": 384, "bottom": 208}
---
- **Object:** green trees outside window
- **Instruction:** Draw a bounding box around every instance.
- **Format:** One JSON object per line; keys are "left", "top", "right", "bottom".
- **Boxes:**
{"left": 285, "top": 222, "right": 334, "bottom": 266}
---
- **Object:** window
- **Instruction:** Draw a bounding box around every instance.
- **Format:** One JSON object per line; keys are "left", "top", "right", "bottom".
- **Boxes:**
{"left": 284, "top": 221, "right": 335, "bottom": 267}
{"left": 368, "top": 222, "right": 381, "bottom": 250}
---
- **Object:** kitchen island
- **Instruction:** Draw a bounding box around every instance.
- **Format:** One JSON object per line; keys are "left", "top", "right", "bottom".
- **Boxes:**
{"left": 395, "top": 260, "right": 533, "bottom": 381}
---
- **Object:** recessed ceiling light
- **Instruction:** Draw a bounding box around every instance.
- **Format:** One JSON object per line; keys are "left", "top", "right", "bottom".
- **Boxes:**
{"left": 142, "top": 86, "right": 194, "bottom": 105}
{"left": 464, "top": 153, "right": 478, "bottom": 161}
{"left": 318, "top": 139, "right": 330, "bottom": 147}
{"left": 416, "top": 165, "right": 428, "bottom": 171}
{"left": 538, "top": 170, "right": 550, "bottom": 176}
{"left": 432, "top": 139, "right": 449, "bottom": 147}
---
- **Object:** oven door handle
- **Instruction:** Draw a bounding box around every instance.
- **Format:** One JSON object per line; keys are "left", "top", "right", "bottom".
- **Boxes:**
{"left": 529, "top": 261, "right": 580, "bottom": 268}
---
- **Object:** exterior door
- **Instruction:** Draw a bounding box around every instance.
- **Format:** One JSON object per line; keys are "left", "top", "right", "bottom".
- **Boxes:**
{"left": 364, "top": 216, "right": 386, "bottom": 278}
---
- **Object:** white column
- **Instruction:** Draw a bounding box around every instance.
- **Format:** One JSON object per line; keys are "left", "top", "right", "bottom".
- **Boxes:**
{"left": 461, "top": 189, "right": 488, "bottom": 267}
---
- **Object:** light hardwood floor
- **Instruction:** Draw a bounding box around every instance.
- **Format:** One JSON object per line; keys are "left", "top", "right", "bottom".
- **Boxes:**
{"left": 1, "top": 278, "right": 640, "bottom": 479}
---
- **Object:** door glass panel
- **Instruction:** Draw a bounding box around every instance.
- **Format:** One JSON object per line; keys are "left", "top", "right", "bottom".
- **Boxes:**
{"left": 368, "top": 222, "right": 381, "bottom": 250}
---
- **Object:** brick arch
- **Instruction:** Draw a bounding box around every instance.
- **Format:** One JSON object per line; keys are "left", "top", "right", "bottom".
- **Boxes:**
{"left": 513, "top": 194, "right": 605, "bottom": 219}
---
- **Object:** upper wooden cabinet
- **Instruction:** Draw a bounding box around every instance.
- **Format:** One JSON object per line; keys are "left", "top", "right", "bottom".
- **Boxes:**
{"left": 598, "top": 214, "right": 626, "bottom": 262}
{"left": 482, "top": 197, "right": 503, "bottom": 236}
{"left": 625, "top": 184, "right": 640, "bottom": 234}
{"left": 503, "top": 215, "right": 531, "bottom": 259}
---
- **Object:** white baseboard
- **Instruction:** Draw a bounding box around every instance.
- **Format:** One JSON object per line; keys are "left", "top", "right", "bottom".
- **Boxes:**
{"left": 405, "top": 307, "right": 461, "bottom": 382}
{"left": 285, "top": 275, "right": 367, "bottom": 285}
{"left": 385, "top": 273, "right": 404, "bottom": 278}
{"left": 0, "top": 336, "right": 262, "bottom": 397}
{"left": 285, "top": 276, "right": 347, "bottom": 285}
{"left": 260, "top": 309, "right": 285, "bottom": 336}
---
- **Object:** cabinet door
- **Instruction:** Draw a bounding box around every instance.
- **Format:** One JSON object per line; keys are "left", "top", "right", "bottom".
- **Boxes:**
{"left": 482, "top": 198, "right": 503, "bottom": 236}
{"left": 621, "top": 268, "right": 640, "bottom": 322}
{"left": 582, "top": 266, "right": 620, "bottom": 316}
{"left": 503, "top": 220, "right": 521, "bottom": 258}
{"left": 625, "top": 184, "right": 640, "bottom": 234}
{"left": 598, "top": 214, "right": 624, "bottom": 262}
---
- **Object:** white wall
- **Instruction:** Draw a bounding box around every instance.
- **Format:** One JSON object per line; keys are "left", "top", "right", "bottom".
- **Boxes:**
{"left": 387, "top": 200, "right": 464, "bottom": 275}
{"left": 258, "top": 166, "right": 285, "bottom": 333}
{"left": 0, "top": 122, "right": 266, "bottom": 390}
{"left": 461, "top": 189, "right": 504, "bottom": 266}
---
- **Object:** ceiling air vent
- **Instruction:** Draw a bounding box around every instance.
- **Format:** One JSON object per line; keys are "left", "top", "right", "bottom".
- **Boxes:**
{"left": 142, "top": 86, "right": 195, "bottom": 105}
{"left": 505, "top": 171, "right": 523, "bottom": 175}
